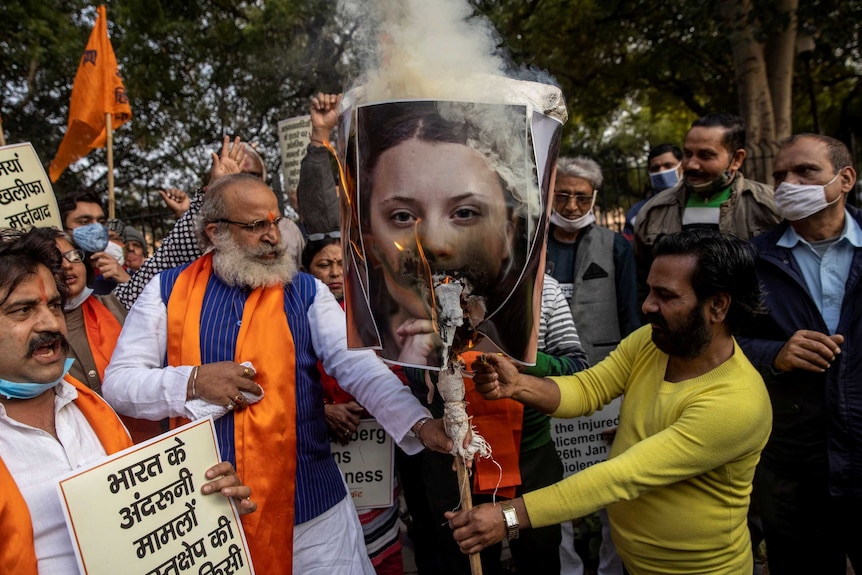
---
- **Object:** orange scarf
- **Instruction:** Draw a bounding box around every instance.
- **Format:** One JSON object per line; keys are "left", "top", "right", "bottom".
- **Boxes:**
{"left": 0, "top": 376, "right": 132, "bottom": 575}
{"left": 166, "top": 254, "right": 297, "bottom": 575}
{"left": 462, "top": 352, "right": 524, "bottom": 498}
{"left": 81, "top": 296, "right": 162, "bottom": 444}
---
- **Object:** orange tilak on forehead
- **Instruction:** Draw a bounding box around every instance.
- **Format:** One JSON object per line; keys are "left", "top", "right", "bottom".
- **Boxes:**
{"left": 268, "top": 211, "right": 276, "bottom": 221}
{"left": 37, "top": 275, "right": 48, "bottom": 302}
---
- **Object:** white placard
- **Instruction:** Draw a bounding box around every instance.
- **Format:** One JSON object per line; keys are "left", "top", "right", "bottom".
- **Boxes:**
{"left": 330, "top": 418, "right": 394, "bottom": 509}
{"left": 0, "top": 142, "right": 62, "bottom": 230}
{"left": 58, "top": 417, "right": 254, "bottom": 575}
{"left": 550, "top": 398, "right": 621, "bottom": 477}
{"left": 277, "top": 114, "right": 311, "bottom": 194}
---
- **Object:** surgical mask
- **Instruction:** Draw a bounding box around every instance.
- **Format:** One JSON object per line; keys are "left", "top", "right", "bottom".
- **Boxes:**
{"left": 649, "top": 164, "right": 681, "bottom": 191}
{"left": 64, "top": 287, "right": 94, "bottom": 311}
{"left": 684, "top": 157, "right": 736, "bottom": 197}
{"left": 104, "top": 241, "right": 125, "bottom": 266}
{"left": 0, "top": 358, "right": 74, "bottom": 400}
{"left": 774, "top": 172, "right": 843, "bottom": 221}
{"left": 72, "top": 223, "right": 109, "bottom": 253}
{"left": 551, "top": 209, "right": 596, "bottom": 233}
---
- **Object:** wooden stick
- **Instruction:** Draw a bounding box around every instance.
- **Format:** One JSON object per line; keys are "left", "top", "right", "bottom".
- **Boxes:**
{"left": 0, "top": 113, "right": 6, "bottom": 147}
{"left": 106, "top": 112, "right": 115, "bottom": 218}
{"left": 455, "top": 455, "right": 483, "bottom": 575}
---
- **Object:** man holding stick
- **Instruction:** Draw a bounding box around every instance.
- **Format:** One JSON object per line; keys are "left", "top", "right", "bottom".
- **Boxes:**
{"left": 448, "top": 231, "right": 772, "bottom": 575}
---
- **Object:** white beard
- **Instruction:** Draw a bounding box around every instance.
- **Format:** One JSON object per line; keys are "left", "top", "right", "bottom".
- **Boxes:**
{"left": 211, "top": 231, "right": 297, "bottom": 288}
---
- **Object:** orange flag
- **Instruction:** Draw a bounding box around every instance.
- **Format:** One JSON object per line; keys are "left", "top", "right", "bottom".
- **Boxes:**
{"left": 49, "top": 5, "right": 131, "bottom": 182}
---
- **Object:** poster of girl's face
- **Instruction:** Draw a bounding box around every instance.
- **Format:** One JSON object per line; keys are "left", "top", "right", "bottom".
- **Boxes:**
{"left": 340, "top": 99, "right": 562, "bottom": 369}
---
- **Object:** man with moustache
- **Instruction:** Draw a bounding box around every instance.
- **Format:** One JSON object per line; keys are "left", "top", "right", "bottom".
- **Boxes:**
{"left": 633, "top": 113, "right": 780, "bottom": 304}
{"left": 0, "top": 227, "right": 254, "bottom": 574}
{"left": 448, "top": 231, "right": 772, "bottom": 575}
{"left": 102, "top": 173, "right": 453, "bottom": 574}
{"left": 738, "top": 134, "right": 862, "bottom": 574}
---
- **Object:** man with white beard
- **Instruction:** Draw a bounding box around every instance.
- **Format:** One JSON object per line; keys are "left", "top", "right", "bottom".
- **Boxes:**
{"left": 103, "top": 173, "right": 453, "bottom": 575}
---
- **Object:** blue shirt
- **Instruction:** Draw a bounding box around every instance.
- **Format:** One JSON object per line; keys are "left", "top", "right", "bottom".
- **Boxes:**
{"left": 777, "top": 210, "right": 862, "bottom": 333}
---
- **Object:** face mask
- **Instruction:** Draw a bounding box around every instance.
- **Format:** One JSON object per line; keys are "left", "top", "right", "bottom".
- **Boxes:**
{"left": 551, "top": 209, "right": 596, "bottom": 233}
{"left": 104, "top": 241, "right": 125, "bottom": 266}
{"left": 774, "top": 172, "right": 843, "bottom": 221}
{"left": 72, "top": 223, "right": 109, "bottom": 253}
{"left": 64, "top": 287, "right": 94, "bottom": 311}
{"left": 0, "top": 358, "right": 74, "bottom": 400}
{"left": 649, "top": 164, "right": 681, "bottom": 191}
{"left": 684, "top": 156, "right": 736, "bottom": 197}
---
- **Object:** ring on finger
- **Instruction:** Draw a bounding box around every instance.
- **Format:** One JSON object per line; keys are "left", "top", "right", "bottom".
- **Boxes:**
{"left": 227, "top": 400, "right": 236, "bottom": 411}
{"left": 233, "top": 394, "right": 244, "bottom": 405}
{"left": 242, "top": 367, "right": 255, "bottom": 378}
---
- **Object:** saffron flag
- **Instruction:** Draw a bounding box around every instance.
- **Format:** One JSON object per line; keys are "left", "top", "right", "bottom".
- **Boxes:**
{"left": 49, "top": 5, "right": 131, "bottom": 182}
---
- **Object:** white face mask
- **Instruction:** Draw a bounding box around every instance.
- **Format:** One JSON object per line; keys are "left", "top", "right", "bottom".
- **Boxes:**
{"left": 551, "top": 190, "right": 598, "bottom": 232}
{"left": 649, "top": 164, "right": 681, "bottom": 191}
{"left": 104, "top": 241, "right": 125, "bottom": 266}
{"left": 774, "top": 171, "right": 843, "bottom": 221}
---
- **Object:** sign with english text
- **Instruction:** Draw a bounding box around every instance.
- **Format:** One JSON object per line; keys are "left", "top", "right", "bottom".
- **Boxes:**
{"left": 550, "top": 398, "right": 622, "bottom": 478}
{"left": 0, "top": 142, "right": 62, "bottom": 230}
{"left": 330, "top": 418, "right": 394, "bottom": 509}
{"left": 58, "top": 417, "right": 254, "bottom": 575}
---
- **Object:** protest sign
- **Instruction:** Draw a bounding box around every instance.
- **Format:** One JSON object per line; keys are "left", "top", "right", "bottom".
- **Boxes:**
{"left": 550, "top": 398, "right": 621, "bottom": 477}
{"left": 277, "top": 114, "right": 311, "bottom": 194}
{"left": 0, "top": 142, "right": 62, "bottom": 230}
{"left": 330, "top": 418, "right": 394, "bottom": 509}
{"left": 58, "top": 417, "right": 254, "bottom": 575}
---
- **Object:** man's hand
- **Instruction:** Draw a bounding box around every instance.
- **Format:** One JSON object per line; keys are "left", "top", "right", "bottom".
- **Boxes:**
{"left": 200, "top": 461, "right": 257, "bottom": 516}
{"left": 91, "top": 252, "right": 131, "bottom": 283}
{"left": 446, "top": 501, "right": 515, "bottom": 555}
{"left": 470, "top": 354, "right": 522, "bottom": 400}
{"left": 190, "top": 362, "right": 263, "bottom": 409}
{"left": 158, "top": 188, "right": 190, "bottom": 217}
{"left": 209, "top": 136, "right": 248, "bottom": 184}
{"left": 773, "top": 330, "right": 844, "bottom": 373}
{"left": 309, "top": 93, "right": 342, "bottom": 146}
{"left": 325, "top": 401, "right": 364, "bottom": 444}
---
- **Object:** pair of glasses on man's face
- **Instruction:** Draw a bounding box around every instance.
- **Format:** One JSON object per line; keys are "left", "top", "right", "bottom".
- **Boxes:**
{"left": 62, "top": 249, "right": 85, "bottom": 264}
{"left": 216, "top": 217, "right": 284, "bottom": 234}
{"left": 553, "top": 193, "right": 595, "bottom": 207}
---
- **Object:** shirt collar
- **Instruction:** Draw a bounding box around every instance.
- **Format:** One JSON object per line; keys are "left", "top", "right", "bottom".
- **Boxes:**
{"left": 777, "top": 209, "right": 862, "bottom": 249}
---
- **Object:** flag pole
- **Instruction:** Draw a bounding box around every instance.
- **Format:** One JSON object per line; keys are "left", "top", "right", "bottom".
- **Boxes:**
{"left": 106, "top": 112, "right": 115, "bottom": 218}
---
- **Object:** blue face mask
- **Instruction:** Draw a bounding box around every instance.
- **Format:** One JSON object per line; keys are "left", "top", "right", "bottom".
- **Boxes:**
{"left": 0, "top": 358, "right": 75, "bottom": 400}
{"left": 72, "top": 223, "right": 109, "bottom": 253}
{"left": 649, "top": 164, "right": 681, "bottom": 191}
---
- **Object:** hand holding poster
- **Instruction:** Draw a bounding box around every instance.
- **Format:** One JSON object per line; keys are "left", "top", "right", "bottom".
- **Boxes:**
{"left": 58, "top": 418, "right": 254, "bottom": 575}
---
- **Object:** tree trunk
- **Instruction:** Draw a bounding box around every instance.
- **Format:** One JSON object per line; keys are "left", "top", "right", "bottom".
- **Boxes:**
{"left": 765, "top": 0, "right": 799, "bottom": 144}
{"left": 718, "top": 0, "right": 775, "bottom": 182}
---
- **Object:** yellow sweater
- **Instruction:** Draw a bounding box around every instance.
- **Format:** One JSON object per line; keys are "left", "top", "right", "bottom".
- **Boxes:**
{"left": 523, "top": 326, "right": 771, "bottom": 575}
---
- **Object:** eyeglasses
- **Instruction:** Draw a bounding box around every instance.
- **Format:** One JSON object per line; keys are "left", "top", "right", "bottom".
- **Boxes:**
{"left": 62, "top": 249, "right": 85, "bottom": 264}
{"left": 553, "top": 193, "right": 595, "bottom": 207}
{"left": 215, "top": 216, "right": 284, "bottom": 234}
{"left": 307, "top": 231, "right": 341, "bottom": 241}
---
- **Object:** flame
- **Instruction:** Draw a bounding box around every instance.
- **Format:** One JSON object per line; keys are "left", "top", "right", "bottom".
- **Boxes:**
{"left": 394, "top": 241, "right": 404, "bottom": 251}
{"left": 411, "top": 220, "right": 440, "bottom": 334}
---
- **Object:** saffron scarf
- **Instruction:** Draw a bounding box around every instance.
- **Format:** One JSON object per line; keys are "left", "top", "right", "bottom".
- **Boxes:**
{"left": 166, "top": 253, "right": 297, "bottom": 574}
{"left": 81, "top": 296, "right": 162, "bottom": 443}
{"left": 0, "top": 376, "right": 132, "bottom": 574}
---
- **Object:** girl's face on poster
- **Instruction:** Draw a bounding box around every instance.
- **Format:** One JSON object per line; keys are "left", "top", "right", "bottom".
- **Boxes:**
{"left": 368, "top": 138, "right": 514, "bottom": 320}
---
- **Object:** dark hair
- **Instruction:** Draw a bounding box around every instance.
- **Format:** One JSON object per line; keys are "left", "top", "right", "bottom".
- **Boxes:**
{"left": 57, "top": 190, "right": 105, "bottom": 227}
{"left": 0, "top": 227, "right": 67, "bottom": 307}
{"left": 301, "top": 237, "right": 341, "bottom": 271}
{"left": 653, "top": 230, "right": 766, "bottom": 333}
{"left": 778, "top": 133, "right": 853, "bottom": 174}
{"left": 648, "top": 144, "right": 682, "bottom": 163}
{"left": 690, "top": 113, "right": 746, "bottom": 155}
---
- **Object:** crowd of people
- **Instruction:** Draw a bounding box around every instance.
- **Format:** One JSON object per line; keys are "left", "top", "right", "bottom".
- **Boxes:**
{"left": 0, "top": 92, "right": 859, "bottom": 575}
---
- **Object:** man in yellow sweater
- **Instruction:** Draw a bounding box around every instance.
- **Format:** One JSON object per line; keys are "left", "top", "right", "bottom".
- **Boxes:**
{"left": 448, "top": 231, "right": 772, "bottom": 575}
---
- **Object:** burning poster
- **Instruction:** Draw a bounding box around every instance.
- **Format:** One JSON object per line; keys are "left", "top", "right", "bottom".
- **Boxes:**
{"left": 340, "top": 93, "right": 564, "bottom": 370}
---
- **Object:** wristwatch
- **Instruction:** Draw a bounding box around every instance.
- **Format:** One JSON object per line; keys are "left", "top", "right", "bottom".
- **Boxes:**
{"left": 501, "top": 501, "right": 519, "bottom": 540}
{"left": 410, "top": 417, "right": 432, "bottom": 446}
